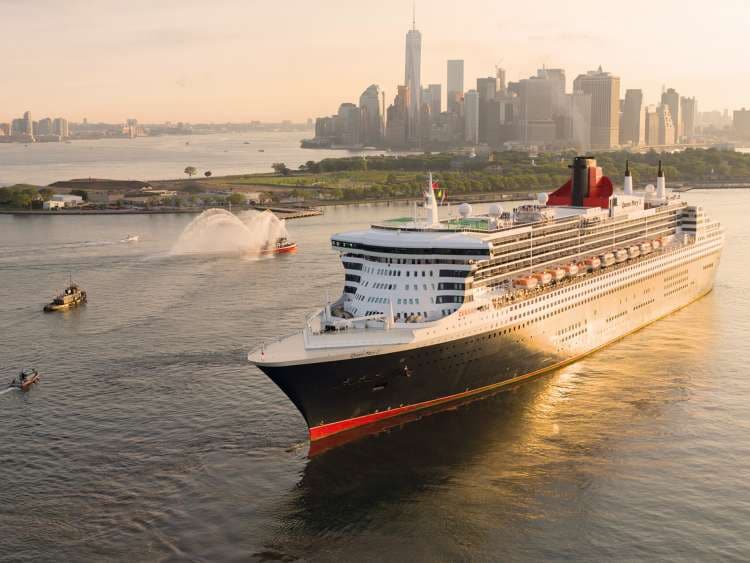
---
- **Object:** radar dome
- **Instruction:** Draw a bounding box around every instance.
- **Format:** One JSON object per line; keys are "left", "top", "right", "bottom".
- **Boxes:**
{"left": 458, "top": 203, "right": 473, "bottom": 218}
{"left": 488, "top": 203, "right": 503, "bottom": 217}
{"left": 645, "top": 184, "right": 656, "bottom": 193}
{"left": 537, "top": 192, "right": 549, "bottom": 205}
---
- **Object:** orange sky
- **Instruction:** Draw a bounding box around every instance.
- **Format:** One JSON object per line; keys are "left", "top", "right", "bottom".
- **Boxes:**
{"left": 2, "top": 0, "right": 747, "bottom": 123}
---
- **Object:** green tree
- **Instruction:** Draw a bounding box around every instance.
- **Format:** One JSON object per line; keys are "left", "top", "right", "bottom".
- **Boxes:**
{"left": 272, "top": 162, "right": 291, "bottom": 176}
{"left": 184, "top": 166, "right": 197, "bottom": 177}
{"left": 71, "top": 189, "right": 88, "bottom": 201}
{"left": 38, "top": 187, "right": 55, "bottom": 201}
{"left": 204, "top": 170, "right": 212, "bottom": 177}
{"left": 227, "top": 192, "right": 246, "bottom": 206}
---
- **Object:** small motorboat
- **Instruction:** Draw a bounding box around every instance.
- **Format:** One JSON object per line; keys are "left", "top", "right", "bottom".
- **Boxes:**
{"left": 122, "top": 234, "right": 139, "bottom": 243}
{"left": 261, "top": 237, "right": 298, "bottom": 255}
{"left": 44, "top": 282, "right": 87, "bottom": 312}
{"left": 9, "top": 368, "right": 39, "bottom": 391}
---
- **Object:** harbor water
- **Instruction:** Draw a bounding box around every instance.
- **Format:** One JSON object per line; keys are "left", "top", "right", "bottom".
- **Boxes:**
{"left": 1, "top": 191, "right": 749, "bottom": 561}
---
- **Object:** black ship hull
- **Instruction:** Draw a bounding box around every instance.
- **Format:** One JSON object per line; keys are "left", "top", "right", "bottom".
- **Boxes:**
{"left": 258, "top": 330, "right": 565, "bottom": 441}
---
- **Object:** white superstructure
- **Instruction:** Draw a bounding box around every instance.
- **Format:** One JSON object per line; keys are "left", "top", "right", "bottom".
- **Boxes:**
{"left": 251, "top": 164, "right": 723, "bottom": 371}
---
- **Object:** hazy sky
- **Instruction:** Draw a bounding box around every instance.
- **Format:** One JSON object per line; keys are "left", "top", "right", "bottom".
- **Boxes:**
{"left": 2, "top": 0, "right": 747, "bottom": 123}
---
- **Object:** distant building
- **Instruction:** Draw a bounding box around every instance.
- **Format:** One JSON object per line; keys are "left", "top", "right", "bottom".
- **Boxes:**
{"left": 476, "top": 77, "right": 498, "bottom": 144}
{"left": 49, "top": 194, "right": 83, "bottom": 207}
{"left": 620, "top": 89, "right": 644, "bottom": 147}
{"left": 464, "top": 89, "right": 479, "bottom": 145}
{"left": 53, "top": 118, "right": 69, "bottom": 138}
{"left": 37, "top": 117, "right": 53, "bottom": 136}
{"left": 735, "top": 108, "right": 750, "bottom": 139}
{"left": 427, "top": 83, "right": 441, "bottom": 116}
{"left": 565, "top": 91, "right": 592, "bottom": 151}
{"left": 657, "top": 104, "right": 675, "bottom": 145}
{"left": 496, "top": 67, "right": 507, "bottom": 93}
{"left": 404, "top": 22, "right": 422, "bottom": 145}
{"left": 573, "top": 67, "right": 620, "bottom": 149}
{"left": 359, "top": 84, "right": 383, "bottom": 146}
{"left": 661, "top": 88, "right": 681, "bottom": 142}
{"left": 447, "top": 60, "right": 464, "bottom": 113}
{"left": 516, "top": 69, "right": 565, "bottom": 146}
{"left": 680, "top": 96, "right": 697, "bottom": 141}
{"left": 642, "top": 105, "right": 656, "bottom": 146}
{"left": 386, "top": 85, "right": 410, "bottom": 148}
{"left": 23, "top": 111, "right": 34, "bottom": 139}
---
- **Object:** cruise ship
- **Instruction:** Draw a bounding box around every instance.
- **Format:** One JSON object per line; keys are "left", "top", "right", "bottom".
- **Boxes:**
{"left": 249, "top": 156, "right": 724, "bottom": 442}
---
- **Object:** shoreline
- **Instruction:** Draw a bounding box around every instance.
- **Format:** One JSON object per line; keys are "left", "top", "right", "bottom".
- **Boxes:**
{"left": 0, "top": 205, "right": 323, "bottom": 219}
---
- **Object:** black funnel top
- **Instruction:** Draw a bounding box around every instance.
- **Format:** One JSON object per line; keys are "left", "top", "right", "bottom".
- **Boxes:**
{"left": 570, "top": 156, "right": 592, "bottom": 207}
{"left": 658, "top": 160, "right": 664, "bottom": 178}
{"left": 625, "top": 159, "right": 630, "bottom": 177}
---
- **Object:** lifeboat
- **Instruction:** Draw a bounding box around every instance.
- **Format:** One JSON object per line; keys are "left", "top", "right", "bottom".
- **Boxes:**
{"left": 640, "top": 242, "right": 653, "bottom": 255}
{"left": 513, "top": 276, "right": 538, "bottom": 290}
{"left": 651, "top": 239, "right": 661, "bottom": 250}
{"left": 563, "top": 263, "right": 579, "bottom": 277}
{"left": 584, "top": 257, "right": 601, "bottom": 271}
{"left": 533, "top": 271, "right": 553, "bottom": 285}
{"left": 551, "top": 268, "right": 566, "bottom": 282}
{"left": 628, "top": 246, "right": 641, "bottom": 259}
{"left": 601, "top": 252, "right": 616, "bottom": 267}
{"left": 615, "top": 249, "right": 629, "bottom": 263}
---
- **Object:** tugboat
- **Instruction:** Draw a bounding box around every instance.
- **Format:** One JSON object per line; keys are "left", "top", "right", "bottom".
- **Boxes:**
{"left": 261, "top": 237, "right": 297, "bottom": 255}
{"left": 44, "top": 281, "right": 87, "bottom": 312}
{"left": 9, "top": 368, "right": 40, "bottom": 391}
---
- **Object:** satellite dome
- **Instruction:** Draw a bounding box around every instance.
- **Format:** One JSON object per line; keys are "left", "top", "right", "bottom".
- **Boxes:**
{"left": 537, "top": 192, "right": 549, "bottom": 205}
{"left": 488, "top": 203, "right": 503, "bottom": 217}
{"left": 458, "top": 203, "right": 473, "bottom": 218}
{"left": 645, "top": 184, "right": 656, "bottom": 193}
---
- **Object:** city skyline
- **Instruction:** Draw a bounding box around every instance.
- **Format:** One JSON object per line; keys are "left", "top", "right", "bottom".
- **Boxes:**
{"left": 3, "top": 0, "right": 749, "bottom": 123}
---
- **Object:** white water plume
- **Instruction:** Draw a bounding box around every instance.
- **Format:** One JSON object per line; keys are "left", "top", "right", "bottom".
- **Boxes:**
{"left": 170, "top": 208, "right": 289, "bottom": 256}
{"left": 0, "top": 387, "right": 17, "bottom": 396}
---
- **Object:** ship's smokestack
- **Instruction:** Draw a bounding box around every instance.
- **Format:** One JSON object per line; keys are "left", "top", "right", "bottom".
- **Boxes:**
{"left": 570, "top": 156, "right": 591, "bottom": 207}
{"left": 623, "top": 159, "right": 633, "bottom": 195}
{"left": 656, "top": 160, "right": 666, "bottom": 199}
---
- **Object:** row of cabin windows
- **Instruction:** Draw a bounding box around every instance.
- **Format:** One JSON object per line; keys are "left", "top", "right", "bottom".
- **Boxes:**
{"left": 332, "top": 240, "right": 489, "bottom": 256}
{"left": 340, "top": 253, "right": 469, "bottom": 265}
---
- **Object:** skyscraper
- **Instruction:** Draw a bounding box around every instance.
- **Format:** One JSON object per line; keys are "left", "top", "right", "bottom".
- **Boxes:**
{"left": 657, "top": 104, "right": 675, "bottom": 146}
{"left": 404, "top": 19, "right": 421, "bottom": 145}
{"left": 427, "top": 83, "right": 441, "bottom": 116}
{"left": 496, "top": 67, "right": 507, "bottom": 93}
{"left": 476, "top": 77, "right": 497, "bottom": 144}
{"left": 464, "top": 89, "right": 479, "bottom": 145}
{"left": 680, "top": 96, "right": 697, "bottom": 142}
{"left": 735, "top": 108, "right": 750, "bottom": 140}
{"left": 447, "top": 60, "right": 464, "bottom": 114}
{"left": 661, "top": 88, "right": 680, "bottom": 142}
{"left": 572, "top": 67, "right": 620, "bottom": 149}
{"left": 620, "top": 89, "right": 644, "bottom": 147}
{"left": 359, "top": 84, "right": 383, "bottom": 146}
{"left": 23, "top": 111, "right": 34, "bottom": 139}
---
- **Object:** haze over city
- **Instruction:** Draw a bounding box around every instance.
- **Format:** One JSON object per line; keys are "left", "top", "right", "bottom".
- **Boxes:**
{"left": 3, "top": 0, "right": 748, "bottom": 122}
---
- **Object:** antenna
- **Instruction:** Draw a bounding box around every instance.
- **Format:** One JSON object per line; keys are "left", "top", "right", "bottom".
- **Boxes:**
{"left": 412, "top": 0, "right": 416, "bottom": 30}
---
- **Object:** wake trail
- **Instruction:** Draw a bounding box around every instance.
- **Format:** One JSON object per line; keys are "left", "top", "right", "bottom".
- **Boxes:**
{"left": 0, "top": 388, "right": 17, "bottom": 396}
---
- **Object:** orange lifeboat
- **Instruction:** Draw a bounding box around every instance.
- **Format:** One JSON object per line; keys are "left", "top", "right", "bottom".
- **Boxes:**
{"left": 640, "top": 242, "right": 652, "bottom": 255}
{"left": 628, "top": 245, "right": 641, "bottom": 259}
{"left": 615, "top": 249, "right": 629, "bottom": 263}
{"left": 584, "top": 256, "right": 601, "bottom": 271}
{"left": 563, "top": 263, "right": 579, "bottom": 277}
{"left": 651, "top": 239, "right": 661, "bottom": 250}
{"left": 602, "top": 252, "right": 616, "bottom": 267}
{"left": 513, "top": 276, "right": 538, "bottom": 290}
{"left": 551, "top": 268, "right": 566, "bottom": 282}
{"left": 533, "top": 271, "right": 553, "bottom": 285}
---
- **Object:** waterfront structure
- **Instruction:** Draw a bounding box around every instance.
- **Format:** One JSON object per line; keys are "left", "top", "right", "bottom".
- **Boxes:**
{"left": 735, "top": 108, "right": 750, "bottom": 139}
{"left": 249, "top": 158, "right": 724, "bottom": 443}
{"left": 620, "top": 89, "right": 645, "bottom": 147}
{"left": 573, "top": 67, "right": 620, "bottom": 149}
{"left": 680, "top": 96, "right": 697, "bottom": 142}
{"left": 359, "top": 84, "right": 383, "bottom": 146}
{"left": 404, "top": 21, "right": 422, "bottom": 144}
{"left": 447, "top": 60, "right": 464, "bottom": 114}
{"left": 464, "top": 89, "right": 479, "bottom": 145}
{"left": 661, "top": 88, "right": 681, "bottom": 142}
